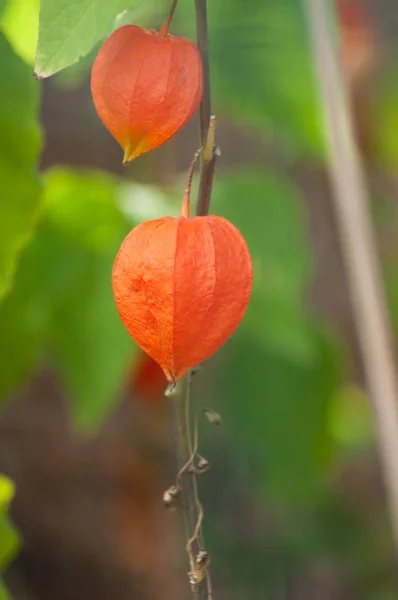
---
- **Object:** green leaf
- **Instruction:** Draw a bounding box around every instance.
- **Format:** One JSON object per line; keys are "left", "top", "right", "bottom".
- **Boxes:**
{"left": 0, "top": 254, "right": 42, "bottom": 400}
{"left": 178, "top": 0, "right": 322, "bottom": 156}
{"left": 214, "top": 0, "right": 321, "bottom": 155}
{"left": 212, "top": 169, "right": 313, "bottom": 362}
{"left": 0, "top": 475, "right": 19, "bottom": 574}
{"left": 1, "top": 0, "right": 39, "bottom": 64}
{"left": 0, "top": 476, "right": 14, "bottom": 514}
{"left": 0, "top": 579, "right": 12, "bottom": 600}
{"left": 216, "top": 327, "right": 339, "bottom": 502}
{"left": 35, "top": 169, "right": 137, "bottom": 427}
{"left": 370, "top": 62, "right": 398, "bottom": 169}
{"left": 51, "top": 249, "right": 135, "bottom": 428}
{"left": 208, "top": 168, "right": 340, "bottom": 500}
{"left": 34, "top": 0, "right": 143, "bottom": 78}
{"left": 43, "top": 168, "right": 128, "bottom": 253}
{"left": 0, "top": 32, "right": 41, "bottom": 301}
{"left": 27, "top": 168, "right": 135, "bottom": 428}
{"left": 0, "top": 0, "right": 9, "bottom": 19}
{"left": 40, "top": 170, "right": 180, "bottom": 427}
{"left": 0, "top": 168, "right": 175, "bottom": 425}
{"left": 0, "top": 515, "right": 19, "bottom": 570}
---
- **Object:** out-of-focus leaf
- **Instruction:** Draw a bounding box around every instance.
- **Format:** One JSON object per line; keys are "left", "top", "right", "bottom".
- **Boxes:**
{"left": 34, "top": 0, "right": 145, "bottom": 78}
{"left": 41, "top": 171, "right": 172, "bottom": 427}
{"left": 329, "top": 383, "right": 373, "bottom": 451}
{"left": 0, "top": 218, "right": 94, "bottom": 401}
{"left": 0, "top": 475, "right": 14, "bottom": 514}
{"left": 0, "top": 475, "right": 19, "bottom": 573}
{"left": 1, "top": 0, "right": 39, "bottom": 64}
{"left": 209, "top": 168, "right": 339, "bottom": 500}
{"left": 0, "top": 33, "right": 41, "bottom": 301}
{"left": 0, "top": 168, "right": 163, "bottom": 428}
{"left": 0, "top": 515, "right": 19, "bottom": 569}
{"left": 212, "top": 169, "right": 314, "bottom": 362}
{"left": 118, "top": 180, "right": 177, "bottom": 222}
{"left": 43, "top": 168, "right": 127, "bottom": 253}
{"left": 0, "top": 579, "right": 12, "bottom": 600}
{"left": 368, "top": 78, "right": 398, "bottom": 168}
{"left": 0, "top": 0, "right": 8, "bottom": 18}
{"left": 216, "top": 327, "right": 339, "bottom": 502}
{"left": 51, "top": 248, "right": 135, "bottom": 428}
{"left": 0, "top": 252, "right": 43, "bottom": 399}
{"left": 178, "top": 0, "right": 322, "bottom": 156}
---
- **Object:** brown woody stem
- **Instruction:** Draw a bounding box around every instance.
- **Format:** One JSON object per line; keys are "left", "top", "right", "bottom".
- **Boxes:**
{"left": 195, "top": 0, "right": 211, "bottom": 144}
{"left": 180, "top": 146, "right": 204, "bottom": 219}
{"left": 195, "top": 0, "right": 218, "bottom": 218}
{"left": 197, "top": 116, "right": 218, "bottom": 217}
{"left": 305, "top": 0, "right": 398, "bottom": 563}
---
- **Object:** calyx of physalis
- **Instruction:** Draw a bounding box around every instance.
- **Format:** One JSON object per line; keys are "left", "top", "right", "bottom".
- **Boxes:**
{"left": 112, "top": 148, "right": 253, "bottom": 383}
{"left": 91, "top": 7, "right": 203, "bottom": 164}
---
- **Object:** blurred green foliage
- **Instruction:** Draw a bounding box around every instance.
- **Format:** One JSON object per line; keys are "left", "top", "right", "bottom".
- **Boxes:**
{"left": 210, "top": 171, "right": 338, "bottom": 501}
{"left": 1, "top": 0, "right": 39, "bottom": 63}
{"left": 0, "top": 168, "right": 143, "bottom": 427}
{"left": 0, "top": 0, "right": 398, "bottom": 598}
{"left": 179, "top": 0, "right": 323, "bottom": 156}
{"left": 0, "top": 32, "right": 41, "bottom": 300}
{"left": 0, "top": 476, "right": 19, "bottom": 600}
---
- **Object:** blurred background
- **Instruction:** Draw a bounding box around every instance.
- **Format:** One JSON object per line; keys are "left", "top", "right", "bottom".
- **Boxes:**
{"left": 1, "top": 0, "right": 398, "bottom": 598}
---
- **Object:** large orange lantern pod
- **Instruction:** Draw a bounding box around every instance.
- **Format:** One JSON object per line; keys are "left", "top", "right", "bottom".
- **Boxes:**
{"left": 91, "top": 13, "right": 203, "bottom": 164}
{"left": 112, "top": 153, "right": 253, "bottom": 384}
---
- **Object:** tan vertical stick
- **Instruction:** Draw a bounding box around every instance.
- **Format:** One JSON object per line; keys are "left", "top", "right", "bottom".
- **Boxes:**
{"left": 305, "top": 0, "right": 398, "bottom": 555}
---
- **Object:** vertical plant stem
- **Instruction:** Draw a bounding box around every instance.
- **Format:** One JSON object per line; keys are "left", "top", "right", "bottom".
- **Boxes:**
{"left": 194, "top": 0, "right": 211, "bottom": 145}
{"left": 170, "top": 373, "right": 209, "bottom": 598}
{"left": 168, "top": 4, "right": 216, "bottom": 597}
{"left": 305, "top": 0, "right": 398, "bottom": 560}
{"left": 194, "top": 0, "right": 217, "bottom": 217}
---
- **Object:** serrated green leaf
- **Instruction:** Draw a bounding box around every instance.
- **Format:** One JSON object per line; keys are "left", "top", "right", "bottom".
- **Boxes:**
{"left": 34, "top": 0, "right": 143, "bottom": 78}
{"left": 0, "top": 33, "right": 42, "bottom": 301}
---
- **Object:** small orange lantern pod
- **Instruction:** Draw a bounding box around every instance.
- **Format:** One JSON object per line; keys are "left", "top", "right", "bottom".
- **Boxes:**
{"left": 91, "top": 16, "right": 203, "bottom": 164}
{"left": 112, "top": 154, "right": 253, "bottom": 384}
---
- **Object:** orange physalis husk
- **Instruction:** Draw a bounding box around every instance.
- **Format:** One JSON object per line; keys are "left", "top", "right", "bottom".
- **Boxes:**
{"left": 112, "top": 206, "right": 253, "bottom": 384}
{"left": 90, "top": 23, "right": 203, "bottom": 164}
